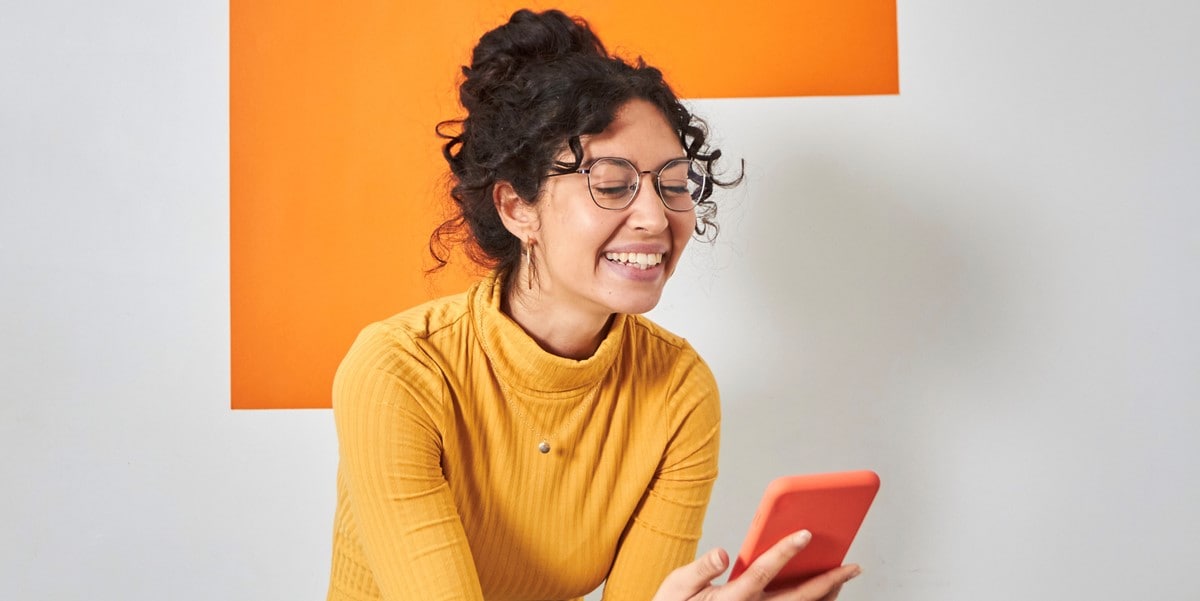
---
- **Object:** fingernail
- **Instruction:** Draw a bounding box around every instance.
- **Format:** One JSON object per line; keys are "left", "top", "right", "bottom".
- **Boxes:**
{"left": 849, "top": 566, "right": 863, "bottom": 579}
{"left": 792, "top": 530, "right": 812, "bottom": 545}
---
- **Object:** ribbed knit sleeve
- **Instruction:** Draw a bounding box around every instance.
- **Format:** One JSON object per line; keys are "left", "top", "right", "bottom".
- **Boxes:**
{"left": 601, "top": 350, "right": 721, "bottom": 601}
{"left": 329, "top": 323, "right": 485, "bottom": 601}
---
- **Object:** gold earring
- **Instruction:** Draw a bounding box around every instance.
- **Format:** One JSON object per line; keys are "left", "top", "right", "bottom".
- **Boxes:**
{"left": 524, "top": 239, "right": 537, "bottom": 290}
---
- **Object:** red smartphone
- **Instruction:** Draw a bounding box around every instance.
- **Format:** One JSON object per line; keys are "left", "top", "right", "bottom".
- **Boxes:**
{"left": 729, "top": 470, "right": 880, "bottom": 591}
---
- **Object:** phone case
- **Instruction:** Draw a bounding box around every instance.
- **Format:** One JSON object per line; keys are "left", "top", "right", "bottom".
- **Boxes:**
{"left": 728, "top": 470, "right": 880, "bottom": 591}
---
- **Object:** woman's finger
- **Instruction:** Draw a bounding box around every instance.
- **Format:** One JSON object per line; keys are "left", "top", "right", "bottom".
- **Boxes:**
{"left": 823, "top": 583, "right": 843, "bottom": 601}
{"left": 722, "top": 530, "right": 812, "bottom": 597}
{"left": 775, "top": 564, "right": 860, "bottom": 601}
{"left": 651, "top": 548, "right": 730, "bottom": 601}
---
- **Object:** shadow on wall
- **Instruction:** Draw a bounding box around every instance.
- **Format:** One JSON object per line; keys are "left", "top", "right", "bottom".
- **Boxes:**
{"left": 696, "top": 134, "right": 1027, "bottom": 588}
{"left": 725, "top": 147, "right": 968, "bottom": 436}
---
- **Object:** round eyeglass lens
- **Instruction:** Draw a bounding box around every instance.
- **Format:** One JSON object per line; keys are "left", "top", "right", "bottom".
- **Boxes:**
{"left": 586, "top": 158, "right": 639, "bottom": 209}
{"left": 657, "top": 159, "right": 706, "bottom": 211}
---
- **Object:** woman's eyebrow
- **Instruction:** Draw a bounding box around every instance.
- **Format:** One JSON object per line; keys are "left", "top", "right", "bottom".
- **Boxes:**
{"left": 587, "top": 155, "right": 689, "bottom": 170}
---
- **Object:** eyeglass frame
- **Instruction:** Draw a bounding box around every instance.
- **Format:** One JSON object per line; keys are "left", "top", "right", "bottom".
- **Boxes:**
{"left": 544, "top": 156, "right": 707, "bottom": 212}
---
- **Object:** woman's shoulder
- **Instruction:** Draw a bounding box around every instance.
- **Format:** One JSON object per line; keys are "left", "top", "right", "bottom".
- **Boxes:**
{"left": 372, "top": 288, "right": 475, "bottom": 343}
{"left": 622, "top": 314, "right": 716, "bottom": 393}
{"left": 331, "top": 287, "right": 483, "bottom": 420}
{"left": 335, "top": 285, "right": 479, "bottom": 387}
{"left": 620, "top": 315, "right": 720, "bottom": 441}
{"left": 623, "top": 314, "right": 701, "bottom": 359}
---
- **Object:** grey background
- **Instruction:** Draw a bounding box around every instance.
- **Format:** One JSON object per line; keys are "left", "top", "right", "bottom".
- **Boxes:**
{"left": 3, "top": 1, "right": 1198, "bottom": 599}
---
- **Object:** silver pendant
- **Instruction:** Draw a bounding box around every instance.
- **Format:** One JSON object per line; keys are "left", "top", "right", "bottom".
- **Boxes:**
{"left": 538, "top": 440, "right": 551, "bottom": 454}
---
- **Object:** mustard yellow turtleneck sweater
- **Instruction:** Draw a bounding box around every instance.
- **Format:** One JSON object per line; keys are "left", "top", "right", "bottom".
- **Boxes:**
{"left": 327, "top": 275, "right": 720, "bottom": 601}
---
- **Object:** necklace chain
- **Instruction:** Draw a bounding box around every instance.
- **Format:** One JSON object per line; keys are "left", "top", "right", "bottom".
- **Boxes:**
{"left": 496, "top": 377, "right": 601, "bottom": 454}
{"left": 475, "top": 328, "right": 602, "bottom": 455}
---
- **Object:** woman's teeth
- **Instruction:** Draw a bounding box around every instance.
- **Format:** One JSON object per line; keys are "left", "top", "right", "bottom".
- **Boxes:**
{"left": 605, "top": 252, "right": 664, "bottom": 270}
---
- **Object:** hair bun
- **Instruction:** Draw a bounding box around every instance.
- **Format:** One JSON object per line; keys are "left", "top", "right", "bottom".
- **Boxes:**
{"left": 460, "top": 10, "right": 607, "bottom": 109}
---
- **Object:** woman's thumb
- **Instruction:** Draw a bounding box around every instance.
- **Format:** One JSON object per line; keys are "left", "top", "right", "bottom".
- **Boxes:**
{"left": 695, "top": 548, "right": 730, "bottom": 580}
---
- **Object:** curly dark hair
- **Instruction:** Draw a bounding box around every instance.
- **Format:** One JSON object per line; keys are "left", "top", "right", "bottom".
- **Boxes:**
{"left": 430, "top": 8, "right": 740, "bottom": 283}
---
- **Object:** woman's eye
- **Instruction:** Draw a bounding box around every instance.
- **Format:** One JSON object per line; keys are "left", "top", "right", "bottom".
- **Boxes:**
{"left": 593, "top": 183, "right": 633, "bottom": 198}
{"left": 659, "top": 182, "right": 690, "bottom": 196}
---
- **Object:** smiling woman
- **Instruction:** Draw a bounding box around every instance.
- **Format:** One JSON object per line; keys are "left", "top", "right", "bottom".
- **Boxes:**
{"left": 326, "top": 8, "right": 860, "bottom": 601}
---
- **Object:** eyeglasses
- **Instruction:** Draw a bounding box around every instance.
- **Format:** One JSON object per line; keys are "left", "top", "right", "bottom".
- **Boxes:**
{"left": 546, "top": 157, "right": 708, "bottom": 212}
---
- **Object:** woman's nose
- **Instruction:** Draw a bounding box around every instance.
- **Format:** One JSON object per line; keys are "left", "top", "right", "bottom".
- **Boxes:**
{"left": 625, "top": 173, "right": 670, "bottom": 232}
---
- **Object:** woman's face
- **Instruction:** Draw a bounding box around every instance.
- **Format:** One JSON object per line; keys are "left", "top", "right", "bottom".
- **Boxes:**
{"left": 530, "top": 98, "right": 697, "bottom": 318}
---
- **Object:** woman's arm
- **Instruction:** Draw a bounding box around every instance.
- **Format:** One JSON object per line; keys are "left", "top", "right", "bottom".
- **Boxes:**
{"left": 600, "top": 349, "right": 862, "bottom": 601}
{"left": 331, "top": 323, "right": 484, "bottom": 600}
{"left": 601, "top": 351, "right": 722, "bottom": 600}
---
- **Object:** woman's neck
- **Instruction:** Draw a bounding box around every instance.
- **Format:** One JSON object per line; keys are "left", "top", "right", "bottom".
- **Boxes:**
{"left": 502, "top": 285, "right": 613, "bottom": 360}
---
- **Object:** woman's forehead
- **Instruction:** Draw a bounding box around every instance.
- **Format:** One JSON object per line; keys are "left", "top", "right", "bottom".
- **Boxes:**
{"left": 575, "top": 106, "right": 685, "bottom": 165}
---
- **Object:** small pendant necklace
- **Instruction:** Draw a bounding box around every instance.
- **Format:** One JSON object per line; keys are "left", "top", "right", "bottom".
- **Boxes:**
{"left": 474, "top": 323, "right": 603, "bottom": 455}
{"left": 496, "top": 376, "right": 601, "bottom": 454}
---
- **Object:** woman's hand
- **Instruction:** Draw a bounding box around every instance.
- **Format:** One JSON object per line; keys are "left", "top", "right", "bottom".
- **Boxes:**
{"left": 651, "top": 530, "right": 862, "bottom": 601}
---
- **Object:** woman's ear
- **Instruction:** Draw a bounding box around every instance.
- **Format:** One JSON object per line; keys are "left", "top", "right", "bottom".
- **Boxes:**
{"left": 494, "top": 180, "right": 540, "bottom": 238}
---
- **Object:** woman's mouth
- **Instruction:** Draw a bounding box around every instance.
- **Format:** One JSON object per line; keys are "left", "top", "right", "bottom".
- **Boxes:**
{"left": 604, "top": 251, "right": 664, "bottom": 270}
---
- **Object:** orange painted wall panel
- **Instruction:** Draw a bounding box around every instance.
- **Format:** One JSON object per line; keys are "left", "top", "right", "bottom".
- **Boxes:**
{"left": 230, "top": 1, "right": 898, "bottom": 409}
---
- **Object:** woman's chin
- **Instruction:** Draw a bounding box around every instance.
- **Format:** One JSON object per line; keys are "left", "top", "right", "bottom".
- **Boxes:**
{"left": 605, "top": 288, "right": 666, "bottom": 316}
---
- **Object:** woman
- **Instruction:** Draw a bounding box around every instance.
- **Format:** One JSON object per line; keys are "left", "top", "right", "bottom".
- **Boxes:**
{"left": 327, "top": 9, "right": 861, "bottom": 601}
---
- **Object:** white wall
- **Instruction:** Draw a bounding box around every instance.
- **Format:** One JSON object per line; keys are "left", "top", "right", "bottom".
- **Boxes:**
{"left": 3, "top": 2, "right": 1197, "bottom": 600}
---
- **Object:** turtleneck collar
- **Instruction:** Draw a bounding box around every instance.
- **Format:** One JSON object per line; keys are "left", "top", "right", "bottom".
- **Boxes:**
{"left": 471, "top": 272, "right": 626, "bottom": 399}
